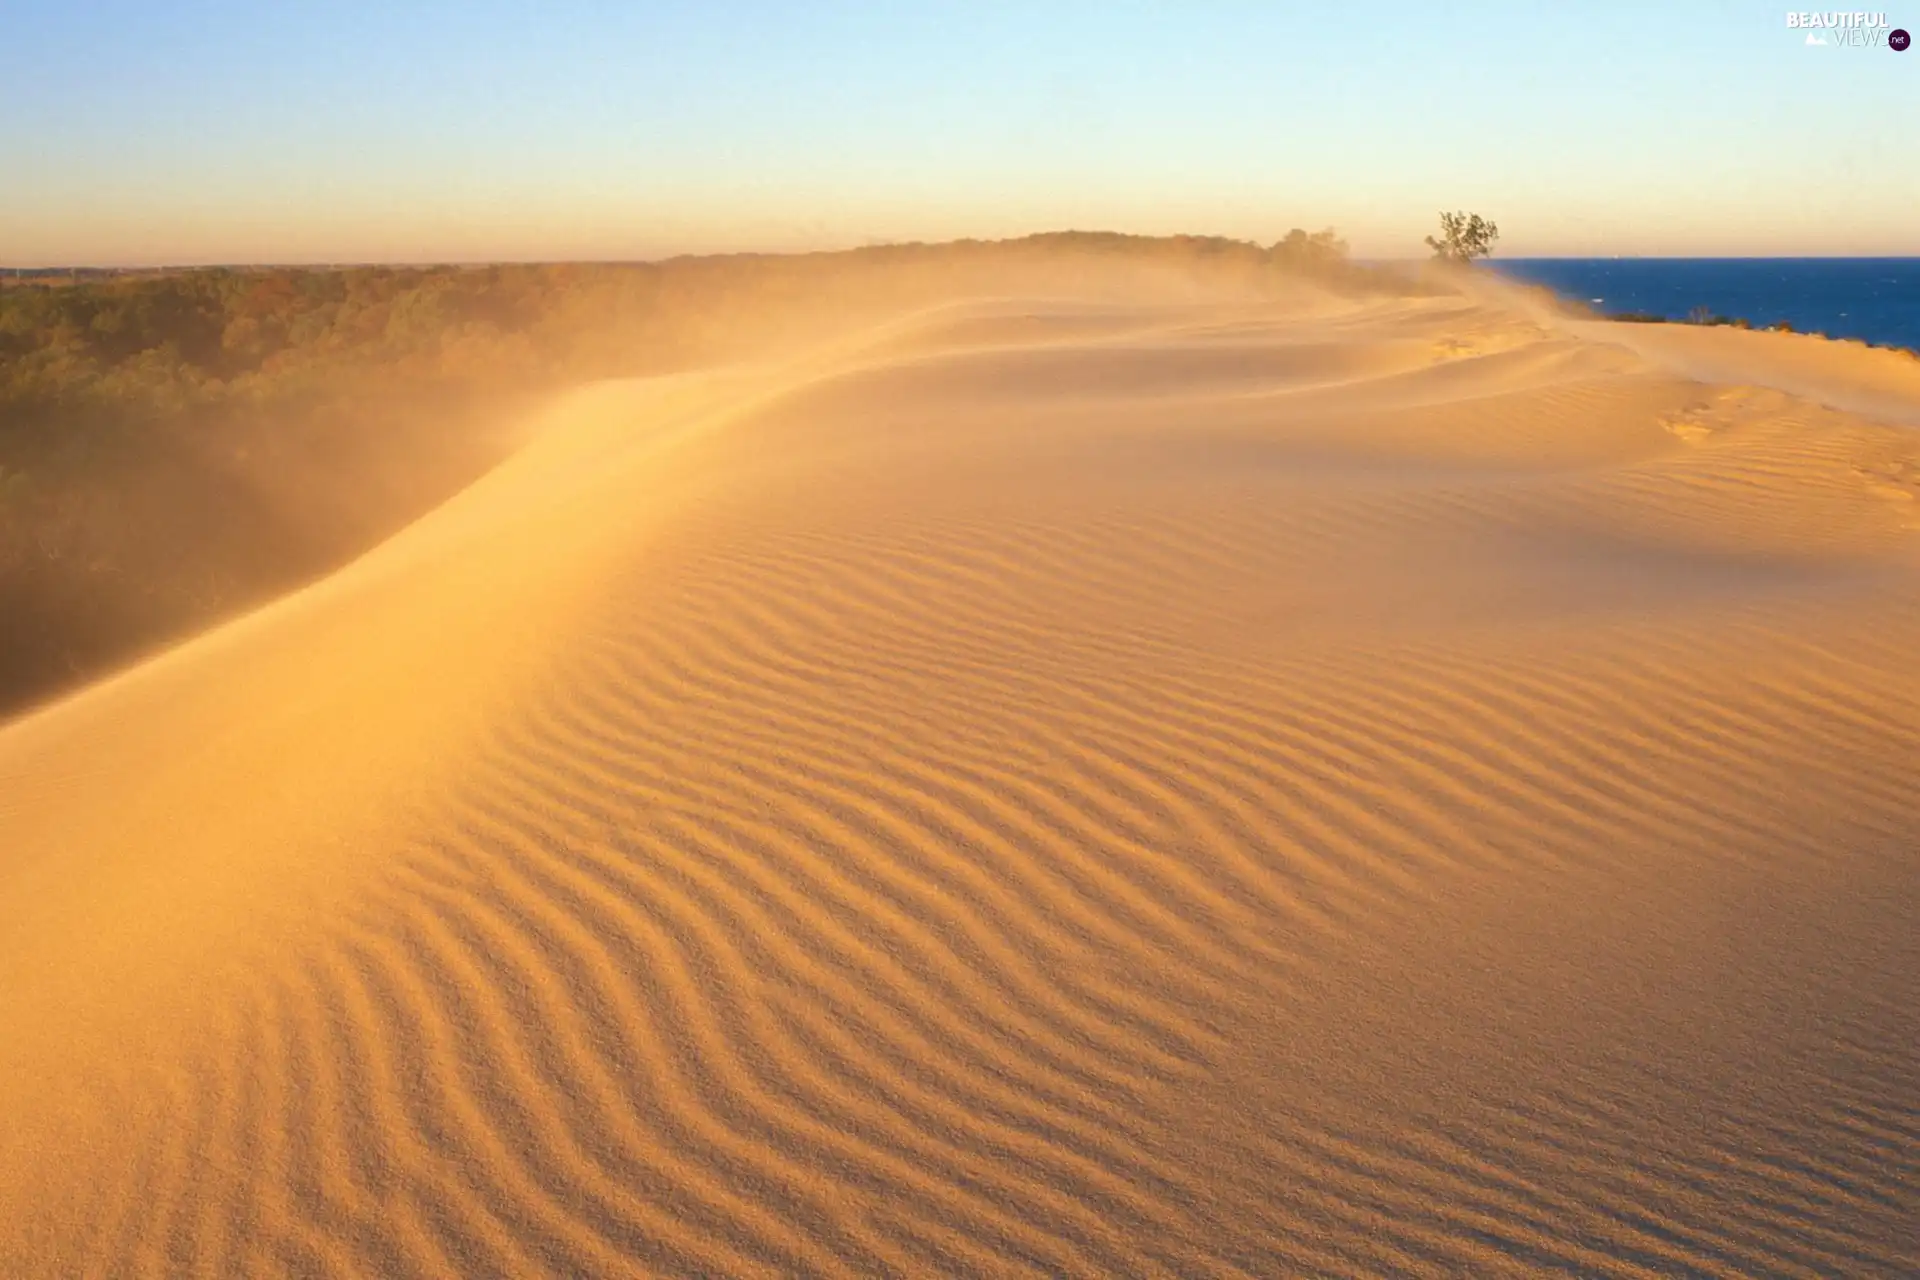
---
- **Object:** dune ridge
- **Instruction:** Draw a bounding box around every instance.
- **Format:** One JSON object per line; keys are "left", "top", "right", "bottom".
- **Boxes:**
{"left": 2, "top": 279, "right": 1917, "bottom": 1277}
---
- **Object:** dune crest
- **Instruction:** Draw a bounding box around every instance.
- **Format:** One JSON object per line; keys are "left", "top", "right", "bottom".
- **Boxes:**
{"left": 3, "top": 278, "right": 1917, "bottom": 1277}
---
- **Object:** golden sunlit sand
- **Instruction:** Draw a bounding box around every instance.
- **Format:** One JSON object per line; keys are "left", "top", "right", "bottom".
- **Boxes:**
{"left": 2, "top": 268, "right": 1917, "bottom": 1276}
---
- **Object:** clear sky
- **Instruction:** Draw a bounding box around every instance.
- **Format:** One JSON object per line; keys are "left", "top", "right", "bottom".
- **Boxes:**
{"left": 2, "top": 1, "right": 1914, "bottom": 265}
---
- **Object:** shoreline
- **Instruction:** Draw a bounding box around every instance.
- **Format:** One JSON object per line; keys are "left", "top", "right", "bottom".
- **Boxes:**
{"left": 1491, "top": 258, "right": 1920, "bottom": 358}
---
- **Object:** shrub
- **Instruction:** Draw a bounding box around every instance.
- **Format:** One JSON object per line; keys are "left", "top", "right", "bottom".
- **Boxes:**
{"left": 1424, "top": 212, "right": 1499, "bottom": 263}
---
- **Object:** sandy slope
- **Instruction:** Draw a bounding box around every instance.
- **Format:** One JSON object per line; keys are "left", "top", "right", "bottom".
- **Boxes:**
{"left": 2, "top": 276, "right": 1917, "bottom": 1278}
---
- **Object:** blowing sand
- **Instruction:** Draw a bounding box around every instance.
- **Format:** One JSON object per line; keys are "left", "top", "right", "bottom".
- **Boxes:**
{"left": 1, "top": 274, "right": 1917, "bottom": 1277}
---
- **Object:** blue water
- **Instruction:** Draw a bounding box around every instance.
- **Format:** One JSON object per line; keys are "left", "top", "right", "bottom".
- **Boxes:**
{"left": 1491, "top": 258, "right": 1920, "bottom": 353}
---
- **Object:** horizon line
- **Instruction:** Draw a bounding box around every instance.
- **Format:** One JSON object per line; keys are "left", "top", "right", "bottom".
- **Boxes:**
{"left": 7, "top": 251, "right": 1920, "bottom": 274}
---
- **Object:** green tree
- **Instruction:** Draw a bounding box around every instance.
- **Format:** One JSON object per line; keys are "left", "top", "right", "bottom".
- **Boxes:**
{"left": 1425, "top": 211, "right": 1500, "bottom": 263}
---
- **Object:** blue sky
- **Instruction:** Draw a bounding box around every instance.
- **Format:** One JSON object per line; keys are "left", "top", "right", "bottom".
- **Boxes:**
{"left": 2, "top": 1, "right": 1914, "bottom": 264}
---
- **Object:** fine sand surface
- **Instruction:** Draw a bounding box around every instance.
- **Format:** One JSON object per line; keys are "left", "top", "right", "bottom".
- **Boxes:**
{"left": 2, "top": 273, "right": 1917, "bottom": 1277}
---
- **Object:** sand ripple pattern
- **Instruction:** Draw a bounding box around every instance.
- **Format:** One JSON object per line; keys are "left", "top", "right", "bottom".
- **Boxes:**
{"left": 2, "top": 292, "right": 1917, "bottom": 1277}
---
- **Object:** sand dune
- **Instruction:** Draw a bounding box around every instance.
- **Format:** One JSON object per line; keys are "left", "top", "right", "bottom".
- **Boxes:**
{"left": 2, "top": 276, "right": 1917, "bottom": 1277}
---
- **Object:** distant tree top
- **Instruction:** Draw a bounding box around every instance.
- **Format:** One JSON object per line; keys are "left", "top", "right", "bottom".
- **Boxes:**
{"left": 1269, "top": 228, "right": 1349, "bottom": 271}
{"left": 1425, "top": 212, "right": 1499, "bottom": 263}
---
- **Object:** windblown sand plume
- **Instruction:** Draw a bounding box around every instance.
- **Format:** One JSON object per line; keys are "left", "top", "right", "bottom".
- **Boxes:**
{"left": 1, "top": 271, "right": 1917, "bottom": 1276}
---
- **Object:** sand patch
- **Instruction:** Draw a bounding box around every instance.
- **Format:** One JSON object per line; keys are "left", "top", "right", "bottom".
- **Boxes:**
{"left": 3, "top": 276, "right": 1917, "bottom": 1277}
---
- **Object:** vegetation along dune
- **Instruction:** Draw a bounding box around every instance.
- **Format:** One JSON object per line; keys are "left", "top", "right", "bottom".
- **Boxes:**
{"left": 2, "top": 239, "right": 1917, "bottom": 1276}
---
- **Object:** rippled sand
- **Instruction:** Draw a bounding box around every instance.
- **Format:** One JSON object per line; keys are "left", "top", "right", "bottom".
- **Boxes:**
{"left": 3, "top": 276, "right": 1917, "bottom": 1277}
